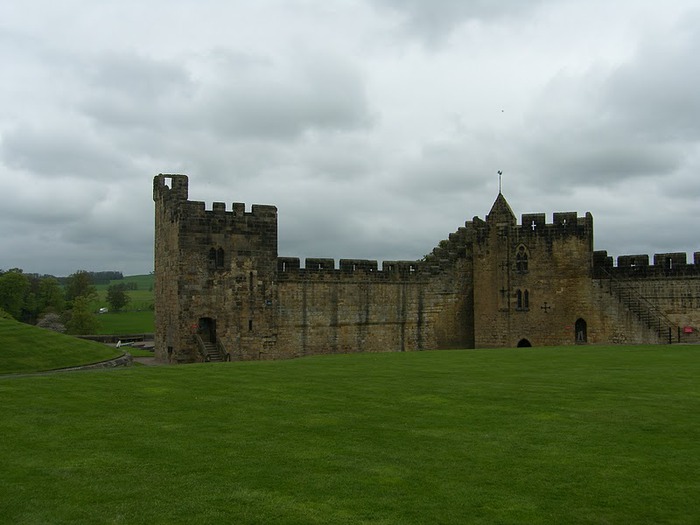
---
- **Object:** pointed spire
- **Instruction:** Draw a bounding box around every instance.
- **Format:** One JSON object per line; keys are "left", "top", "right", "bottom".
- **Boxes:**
{"left": 486, "top": 193, "right": 516, "bottom": 226}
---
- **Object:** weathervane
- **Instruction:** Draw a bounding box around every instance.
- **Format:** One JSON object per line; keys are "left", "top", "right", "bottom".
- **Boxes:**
{"left": 497, "top": 170, "right": 503, "bottom": 194}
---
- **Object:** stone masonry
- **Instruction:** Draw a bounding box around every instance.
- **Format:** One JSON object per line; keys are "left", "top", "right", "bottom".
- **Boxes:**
{"left": 153, "top": 174, "right": 700, "bottom": 363}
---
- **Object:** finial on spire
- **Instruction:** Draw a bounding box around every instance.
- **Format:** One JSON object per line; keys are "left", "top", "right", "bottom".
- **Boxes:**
{"left": 497, "top": 170, "right": 503, "bottom": 194}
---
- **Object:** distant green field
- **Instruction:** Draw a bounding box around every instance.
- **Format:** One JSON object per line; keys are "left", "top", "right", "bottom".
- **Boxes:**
{"left": 94, "top": 310, "right": 154, "bottom": 335}
{"left": 93, "top": 274, "right": 154, "bottom": 310}
{"left": 0, "top": 317, "right": 123, "bottom": 374}
{"left": 92, "top": 274, "right": 154, "bottom": 334}
{"left": 1, "top": 345, "right": 699, "bottom": 523}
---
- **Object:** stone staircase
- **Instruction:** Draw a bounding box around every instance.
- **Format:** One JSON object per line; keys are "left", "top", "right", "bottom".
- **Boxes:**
{"left": 194, "top": 335, "right": 230, "bottom": 362}
{"left": 202, "top": 341, "right": 225, "bottom": 362}
{"left": 599, "top": 268, "right": 679, "bottom": 343}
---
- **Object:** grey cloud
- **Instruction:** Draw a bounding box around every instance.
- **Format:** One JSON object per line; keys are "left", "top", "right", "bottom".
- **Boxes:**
{"left": 515, "top": 19, "right": 700, "bottom": 194}
{"left": 0, "top": 177, "right": 99, "bottom": 225}
{"left": 198, "top": 53, "right": 374, "bottom": 140}
{"left": 81, "top": 53, "right": 194, "bottom": 130}
{"left": 371, "top": 0, "right": 546, "bottom": 44}
{"left": 391, "top": 134, "right": 499, "bottom": 197}
{"left": 0, "top": 125, "right": 129, "bottom": 179}
{"left": 604, "top": 23, "right": 700, "bottom": 141}
{"left": 79, "top": 49, "right": 375, "bottom": 145}
{"left": 523, "top": 131, "right": 682, "bottom": 188}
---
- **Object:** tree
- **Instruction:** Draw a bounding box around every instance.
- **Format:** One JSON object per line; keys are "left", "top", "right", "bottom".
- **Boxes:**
{"left": 65, "top": 296, "right": 100, "bottom": 335}
{"left": 0, "top": 270, "right": 30, "bottom": 320}
{"left": 65, "top": 270, "right": 97, "bottom": 305}
{"left": 106, "top": 284, "right": 130, "bottom": 312}
{"left": 38, "top": 276, "right": 65, "bottom": 314}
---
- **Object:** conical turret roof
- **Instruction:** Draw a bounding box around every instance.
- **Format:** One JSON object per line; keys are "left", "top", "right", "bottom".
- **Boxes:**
{"left": 486, "top": 193, "right": 516, "bottom": 225}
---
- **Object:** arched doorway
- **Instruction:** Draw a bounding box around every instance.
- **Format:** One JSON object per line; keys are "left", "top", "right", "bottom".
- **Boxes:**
{"left": 517, "top": 338, "right": 532, "bottom": 348}
{"left": 198, "top": 317, "right": 217, "bottom": 343}
{"left": 575, "top": 318, "right": 587, "bottom": 344}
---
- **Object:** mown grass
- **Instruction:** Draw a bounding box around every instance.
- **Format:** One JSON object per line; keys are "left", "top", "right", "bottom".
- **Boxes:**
{"left": 94, "top": 310, "right": 154, "bottom": 335}
{"left": 0, "top": 317, "right": 123, "bottom": 374}
{"left": 1, "top": 345, "right": 699, "bottom": 524}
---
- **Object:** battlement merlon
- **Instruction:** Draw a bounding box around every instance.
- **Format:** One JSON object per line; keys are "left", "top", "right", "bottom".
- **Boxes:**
{"left": 593, "top": 250, "right": 700, "bottom": 277}
{"left": 520, "top": 211, "right": 593, "bottom": 232}
{"left": 153, "top": 174, "right": 189, "bottom": 203}
{"left": 597, "top": 251, "right": 700, "bottom": 269}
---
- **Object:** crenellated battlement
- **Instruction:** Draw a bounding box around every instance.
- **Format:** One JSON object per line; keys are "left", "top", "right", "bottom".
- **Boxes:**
{"left": 182, "top": 200, "right": 277, "bottom": 221}
{"left": 153, "top": 174, "right": 277, "bottom": 248}
{"left": 471, "top": 199, "right": 594, "bottom": 246}
{"left": 277, "top": 257, "right": 435, "bottom": 280}
{"left": 154, "top": 173, "right": 276, "bottom": 221}
{"left": 594, "top": 250, "right": 700, "bottom": 277}
{"left": 517, "top": 211, "right": 593, "bottom": 236}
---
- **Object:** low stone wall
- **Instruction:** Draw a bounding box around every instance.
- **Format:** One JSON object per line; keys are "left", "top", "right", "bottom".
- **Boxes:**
{"left": 53, "top": 352, "right": 133, "bottom": 372}
{"left": 77, "top": 334, "right": 153, "bottom": 344}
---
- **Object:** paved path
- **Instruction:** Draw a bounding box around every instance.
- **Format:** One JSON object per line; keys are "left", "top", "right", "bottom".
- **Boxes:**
{"left": 133, "top": 356, "right": 162, "bottom": 366}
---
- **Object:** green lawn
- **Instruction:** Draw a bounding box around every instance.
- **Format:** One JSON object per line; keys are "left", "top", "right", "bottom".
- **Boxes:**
{"left": 92, "top": 274, "right": 154, "bottom": 334}
{"left": 94, "top": 310, "right": 154, "bottom": 335}
{"left": 1, "top": 345, "right": 699, "bottom": 523}
{"left": 0, "top": 317, "right": 123, "bottom": 374}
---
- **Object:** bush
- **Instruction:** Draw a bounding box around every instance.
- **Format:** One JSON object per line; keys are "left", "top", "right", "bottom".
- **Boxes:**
{"left": 36, "top": 312, "right": 66, "bottom": 333}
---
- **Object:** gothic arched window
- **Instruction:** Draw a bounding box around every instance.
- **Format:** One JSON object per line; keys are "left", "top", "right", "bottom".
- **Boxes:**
{"left": 516, "top": 289, "right": 530, "bottom": 311}
{"left": 516, "top": 245, "right": 529, "bottom": 273}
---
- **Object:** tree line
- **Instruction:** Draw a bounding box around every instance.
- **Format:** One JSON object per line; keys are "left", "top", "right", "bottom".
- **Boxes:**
{"left": 0, "top": 269, "right": 132, "bottom": 334}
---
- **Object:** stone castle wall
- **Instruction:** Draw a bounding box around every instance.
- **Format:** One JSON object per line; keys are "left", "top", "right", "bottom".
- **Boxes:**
{"left": 153, "top": 174, "right": 700, "bottom": 363}
{"left": 273, "top": 257, "right": 473, "bottom": 358}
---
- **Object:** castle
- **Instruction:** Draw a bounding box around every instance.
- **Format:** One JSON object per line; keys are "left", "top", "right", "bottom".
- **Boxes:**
{"left": 153, "top": 174, "right": 700, "bottom": 363}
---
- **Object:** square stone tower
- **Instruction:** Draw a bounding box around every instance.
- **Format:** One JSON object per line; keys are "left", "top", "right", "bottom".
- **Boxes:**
{"left": 153, "top": 174, "right": 278, "bottom": 362}
{"left": 471, "top": 193, "right": 594, "bottom": 347}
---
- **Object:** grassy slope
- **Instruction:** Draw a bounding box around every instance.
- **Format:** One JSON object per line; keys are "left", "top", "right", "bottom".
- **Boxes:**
{"left": 0, "top": 317, "right": 123, "bottom": 374}
{"left": 1, "top": 345, "right": 699, "bottom": 524}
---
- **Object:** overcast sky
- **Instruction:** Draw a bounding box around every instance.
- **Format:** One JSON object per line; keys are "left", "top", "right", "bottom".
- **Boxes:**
{"left": 1, "top": 0, "right": 699, "bottom": 276}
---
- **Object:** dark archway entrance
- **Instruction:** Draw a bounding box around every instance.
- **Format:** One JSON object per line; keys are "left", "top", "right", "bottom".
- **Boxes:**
{"left": 575, "top": 318, "right": 587, "bottom": 344}
{"left": 517, "top": 338, "right": 532, "bottom": 348}
{"left": 198, "top": 317, "right": 217, "bottom": 344}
